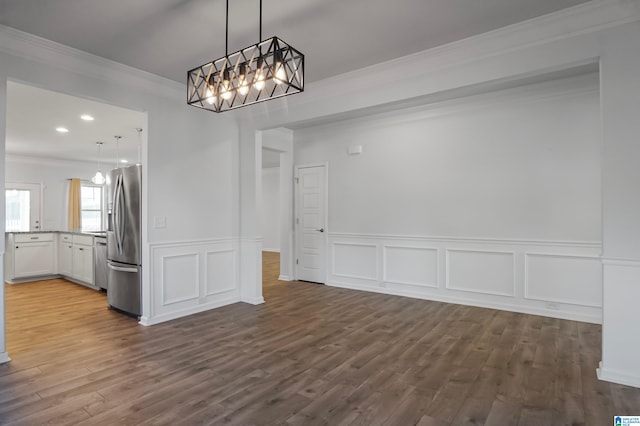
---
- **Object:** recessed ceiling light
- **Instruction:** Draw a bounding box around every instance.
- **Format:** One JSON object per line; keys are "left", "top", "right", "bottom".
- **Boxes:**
{"left": 80, "top": 114, "right": 94, "bottom": 121}
{"left": 120, "top": 159, "right": 128, "bottom": 163}
{"left": 56, "top": 127, "right": 69, "bottom": 133}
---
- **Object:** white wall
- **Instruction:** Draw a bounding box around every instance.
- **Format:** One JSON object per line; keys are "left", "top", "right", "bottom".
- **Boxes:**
{"left": 295, "top": 74, "right": 601, "bottom": 241}
{"left": 5, "top": 155, "right": 101, "bottom": 231}
{"left": 261, "top": 167, "right": 280, "bottom": 252}
{"left": 294, "top": 74, "right": 603, "bottom": 323}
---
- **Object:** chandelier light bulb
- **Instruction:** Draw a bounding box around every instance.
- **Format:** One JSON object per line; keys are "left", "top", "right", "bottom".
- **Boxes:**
{"left": 205, "top": 87, "right": 216, "bottom": 104}
{"left": 274, "top": 64, "right": 287, "bottom": 84}
{"left": 91, "top": 171, "right": 105, "bottom": 185}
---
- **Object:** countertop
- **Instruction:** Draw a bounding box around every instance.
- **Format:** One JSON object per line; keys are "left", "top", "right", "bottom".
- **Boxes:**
{"left": 6, "top": 230, "right": 106, "bottom": 236}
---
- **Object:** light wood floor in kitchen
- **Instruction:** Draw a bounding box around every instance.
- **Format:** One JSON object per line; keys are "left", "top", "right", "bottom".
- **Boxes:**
{"left": 1, "top": 252, "right": 639, "bottom": 425}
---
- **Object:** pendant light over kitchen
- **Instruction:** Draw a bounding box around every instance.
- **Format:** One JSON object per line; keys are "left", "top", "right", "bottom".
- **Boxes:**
{"left": 187, "top": 0, "right": 304, "bottom": 113}
{"left": 91, "top": 142, "right": 106, "bottom": 185}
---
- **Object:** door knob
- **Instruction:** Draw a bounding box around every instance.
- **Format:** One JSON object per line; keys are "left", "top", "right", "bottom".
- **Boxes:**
{"left": 315, "top": 228, "right": 324, "bottom": 233}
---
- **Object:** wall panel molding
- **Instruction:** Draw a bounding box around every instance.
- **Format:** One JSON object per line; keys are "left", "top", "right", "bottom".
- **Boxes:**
{"left": 148, "top": 238, "right": 240, "bottom": 325}
{"left": 445, "top": 249, "right": 516, "bottom": 297}
{"left": 382, "top": 245, "right": 439, "bottom": 288}
{"left": 327, "top": 233, "right": 602, "bottom": 323}
{"left": 524, "top": 252, "right": 602, "bottom": 308}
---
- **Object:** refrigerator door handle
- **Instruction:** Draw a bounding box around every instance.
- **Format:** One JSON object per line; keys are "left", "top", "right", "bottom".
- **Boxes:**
{"left": 108, "top": 263, "right": 138, "bottom": 273}
{"left": 114, "top": 174, "right": 123, "bottom": 254}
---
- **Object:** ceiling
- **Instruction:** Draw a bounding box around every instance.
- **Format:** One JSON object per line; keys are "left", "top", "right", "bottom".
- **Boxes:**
{"left": 6, "top": 82, "right": 146, "bottom": 164}
{"left": 0, "top": 0, "right": 590, "bottom": 85}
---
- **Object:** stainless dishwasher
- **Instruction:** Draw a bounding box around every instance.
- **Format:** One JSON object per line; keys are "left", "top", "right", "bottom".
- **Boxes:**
{"left": 94, "top": 235, "right": 108, "bottom": 290}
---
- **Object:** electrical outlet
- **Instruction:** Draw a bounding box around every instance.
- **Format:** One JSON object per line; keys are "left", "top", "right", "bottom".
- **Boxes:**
{"left": 545, "top": 302, "right": 560, "bottom": 310}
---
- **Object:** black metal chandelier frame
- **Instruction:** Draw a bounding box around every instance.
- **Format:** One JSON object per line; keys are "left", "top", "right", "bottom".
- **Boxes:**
{"left": 187, "top": 0, "right": 304, "bottom": 113}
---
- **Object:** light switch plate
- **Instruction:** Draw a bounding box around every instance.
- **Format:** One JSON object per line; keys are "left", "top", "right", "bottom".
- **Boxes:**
{"left": 153, "top": 216, "right": 166, "bottom": 228}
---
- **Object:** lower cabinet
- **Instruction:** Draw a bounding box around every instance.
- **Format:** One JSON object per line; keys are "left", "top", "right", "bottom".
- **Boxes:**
{"left": 5, "top": 232, "right": 95, "bottom": 287}
{"left": 15, "top": 241, "right": 55, "bottom": 278}
{"left": 72, "top": 244, "right": 94, "bottom": 284}
{"left": 58, "top": 241, "right": 73, "bottom": 277}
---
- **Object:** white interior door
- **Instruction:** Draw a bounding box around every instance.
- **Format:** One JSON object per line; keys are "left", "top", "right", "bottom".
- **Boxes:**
{"left": 295, "top": 165, "right": 326, "bottom": 283}
{"left": 5, "top": 182, "right": 42, "bottom": 232}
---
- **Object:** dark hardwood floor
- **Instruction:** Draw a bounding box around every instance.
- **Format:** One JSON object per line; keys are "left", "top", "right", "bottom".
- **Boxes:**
{"left": 1, "top": 252, "right": 639, "bottom": 425}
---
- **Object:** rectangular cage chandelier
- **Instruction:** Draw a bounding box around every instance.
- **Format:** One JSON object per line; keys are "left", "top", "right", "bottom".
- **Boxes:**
{"left": 187, "top": 0, "right": 304, "bottom": 113}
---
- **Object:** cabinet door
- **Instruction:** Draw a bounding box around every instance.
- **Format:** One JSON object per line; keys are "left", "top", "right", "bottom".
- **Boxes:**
{"left": 14, "top": 242, "right": 55, "bottom": 277}
{"left": 58, "top": 243, "right": 73, "bottom": 276}
{"left": 73, "top": 245, "right": 94, "bottom": 284}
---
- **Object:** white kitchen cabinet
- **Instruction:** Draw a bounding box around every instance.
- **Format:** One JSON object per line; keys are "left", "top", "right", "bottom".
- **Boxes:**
{"left": 71, "top": 235, "right": 94, "bottom": 285}
{"left": 58, "top": 238, "right": 73, "bottom": 277}
{"left": 4, "top": 233, "right": 56, "bottom": 281}
{"left": 15, "top": 241, "right": 55, "bottom": 278}
{"left": 72, "top": 244, "right": 94, "bottom": 284}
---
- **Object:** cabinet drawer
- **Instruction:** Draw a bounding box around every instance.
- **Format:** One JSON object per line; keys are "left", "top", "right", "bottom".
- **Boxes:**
{"left": 59, "top": 233, "right": 73, "bottom": 242}
{"left": 73, "top": 234, "right": 94, "bottom": 246}
{"left": 15, "top": 233, "right": 54, "bottom": 243}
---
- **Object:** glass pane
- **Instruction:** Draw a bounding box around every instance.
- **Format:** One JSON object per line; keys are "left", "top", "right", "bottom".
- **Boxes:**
{"left": 6, "top": 189, "right": 30, "bottom": 232}
{"left": 81, "top": 210, "right": 102, "bottom": 232}
{"left": 81, "top": 186, "right": 102, "bottom": 210}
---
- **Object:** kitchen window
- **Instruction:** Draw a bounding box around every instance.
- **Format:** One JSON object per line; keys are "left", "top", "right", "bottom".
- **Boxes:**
{"left": 81, "top": 183, "right": 103, "bottom": 231}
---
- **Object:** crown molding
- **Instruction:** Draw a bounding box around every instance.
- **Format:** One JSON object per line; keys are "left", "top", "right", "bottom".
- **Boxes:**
{"left": 241, "top": 0, "right": 640, "bottom": 124}
{"left": 5, "top": 153, "right": 101, "bottom": 169}
{"left": 0, "top": 25, "right": 185, "bottom": 100}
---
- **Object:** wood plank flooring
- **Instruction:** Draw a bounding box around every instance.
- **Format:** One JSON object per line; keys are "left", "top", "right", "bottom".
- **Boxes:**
{"left": 1, "top": 252, "right": 639, "bottom": 425}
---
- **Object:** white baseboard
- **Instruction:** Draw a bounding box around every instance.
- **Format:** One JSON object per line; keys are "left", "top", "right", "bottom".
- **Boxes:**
{"left": 597, "top": 362, "right": 640, "bottom": 388}
{"left": 327, "top": 280, "right": 601, "bottom": 324}
{"left": 139, "top": 296, "right": 240, "bottom": 326}
{"left": 0, "top": 352, "right": 11, "bottom": 364}
{"left": 262, "top": 248, "right": 281, "bottom": 253}
{"left": 241, "top": 296, "right": 265, "bottom": 305}
{"left": 278, "top": 275, "right": 293, "bottom": 281}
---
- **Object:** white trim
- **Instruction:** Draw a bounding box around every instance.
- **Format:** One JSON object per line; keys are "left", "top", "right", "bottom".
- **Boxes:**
{"left": 0, "top": 352, "right": 10, "bottom": 364}
{"left": 139, "top": 296, "right": 240, "bottom": 326}
{"left": 160, "top": 253, "right": 199, "bottom": 305}
{"left": 149, "top": 237, "right": 237, "bottom": 248}
{"left": 327, "top": 280, "right": 600, "bottom": 324}
{"left": 262, "top": 248, "right": 281, "bottom": 253}
{"left": 328, "top": 232, "right": 602, "bottom": 248}
{"left": 204, "top": 249, "right": 237, "bottom": 296}
{"left": 597, "top": 362, "right": 640, "bottom": 388}
{"left": 242, "top": 296, "right": 265, "bottom": 305}
{"left": 601, "top": 257, "right": 640, "bottom": 267}
{"left": 0, "top": 25, "right": 184, "bottom": 99}
{"left": 278, "top": 275, "right": 293, "bottom": 281}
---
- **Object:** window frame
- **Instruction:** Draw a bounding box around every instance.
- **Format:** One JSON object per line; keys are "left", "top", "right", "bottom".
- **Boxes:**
{"left": 80, "top": 181, "right": 105, "bottom": 232}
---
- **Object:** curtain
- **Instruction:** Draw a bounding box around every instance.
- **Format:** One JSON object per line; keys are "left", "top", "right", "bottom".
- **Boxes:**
{"left": 67, "top": 178, "right": 81, "bottom": 230}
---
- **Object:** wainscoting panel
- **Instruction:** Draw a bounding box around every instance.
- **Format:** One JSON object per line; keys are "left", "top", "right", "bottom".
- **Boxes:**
{"left": 525, "top": 253, "right": 602, "bottom": 307}
{"left": 205, "top": 249, "right": 237, "bottom": 296}
{"left": 327, "top": 233, "right": 602, "bottom": 323}
{"left": 333, "top": 242, "right": 378, "bottom": 281}
{"left": 145, "top": 238, "right": 240, "bottom": 325}
{"left": 446, "top": 249, "right": 515, "bottom": 297}
{"left": 161, "top": 252, "right": 199, "bottom": 305}
{"left": 383, "top": 246, "right": 438, "bottom": 288}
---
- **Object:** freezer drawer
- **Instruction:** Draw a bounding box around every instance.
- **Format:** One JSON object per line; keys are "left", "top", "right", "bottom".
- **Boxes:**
{"left": 107, "top": 261, "right": 141, "bottom": 317}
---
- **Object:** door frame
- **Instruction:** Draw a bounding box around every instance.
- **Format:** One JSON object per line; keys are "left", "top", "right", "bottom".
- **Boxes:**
{"left": 294, "top": 162, "right": 329, "bottom": 284}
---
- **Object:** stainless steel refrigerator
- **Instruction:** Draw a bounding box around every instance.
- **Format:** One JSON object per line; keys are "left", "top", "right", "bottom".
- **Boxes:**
{"left": 106, "top": 165, "right": 142, "bottom": 317}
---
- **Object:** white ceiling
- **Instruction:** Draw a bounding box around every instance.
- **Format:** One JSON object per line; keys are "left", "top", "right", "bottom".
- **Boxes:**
{"left": 0, "top": 0, "right": 590, "bottom": 84}
{"left": 6, "top": 82, "right": 146, "bottom": 164}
